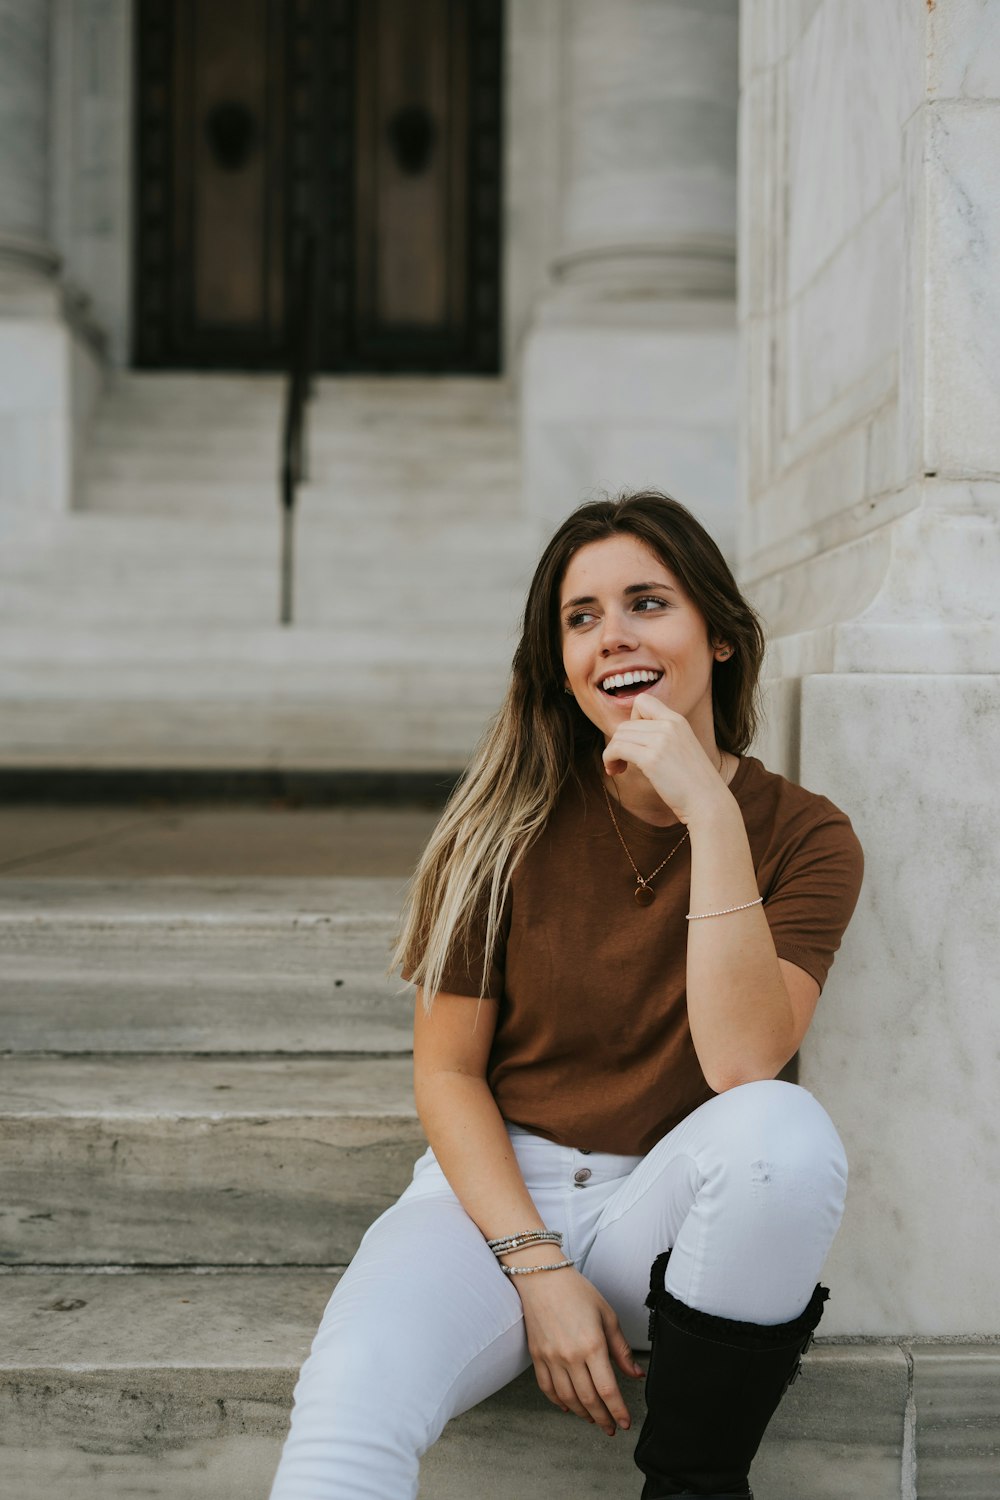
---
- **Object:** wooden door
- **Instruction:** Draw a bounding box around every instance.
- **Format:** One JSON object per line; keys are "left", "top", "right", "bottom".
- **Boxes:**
{"left": 134, "top": 0, "right": 502, "bottom": 372}
{"left": 347, "top": 0, "right": 501, "bottom": 370}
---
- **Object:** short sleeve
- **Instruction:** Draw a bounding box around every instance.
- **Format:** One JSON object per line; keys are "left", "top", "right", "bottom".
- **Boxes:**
{"left": 400, "top": 886, "right": 511, "bottom": 1000}
{"left": 762, "top": 812, "right": 865, "bottom": 994}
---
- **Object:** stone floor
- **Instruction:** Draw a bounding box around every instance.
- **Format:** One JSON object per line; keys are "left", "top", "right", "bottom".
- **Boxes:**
{"left": 2, "top": 802, "right": 994, "bottom": 1497}
{"left": 0, "top": 803, "right": 439, "bottom": 879}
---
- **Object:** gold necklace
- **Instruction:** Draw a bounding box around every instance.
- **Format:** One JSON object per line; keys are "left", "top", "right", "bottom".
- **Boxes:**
{"left": 601, "top": 751, "right": 728, "bottom": 907}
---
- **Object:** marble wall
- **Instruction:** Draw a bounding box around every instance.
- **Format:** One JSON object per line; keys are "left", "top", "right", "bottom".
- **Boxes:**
{"left": 49, "top": 0, "right": 133, "bottom": 368}
{"left": 0, "top": 0, "right": 51, "bottom": 252}
{"left": 0, "top": 0, "right": 105, "bottom": 513}
{"left": 740, "top": 0, "right": 1000, "bottom": 1336}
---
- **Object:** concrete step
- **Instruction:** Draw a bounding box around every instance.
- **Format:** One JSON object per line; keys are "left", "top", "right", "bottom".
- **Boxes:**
{"left": 0, "top": 591, "right": 524, "bottom": 631}
{"left": 83, "top": 445, "right": 520, "bottom": 486}
{"left": 0, "top": 697, "right": 494, "bottom": 769}
{"left": 0, "top": 367, "right": 531, "bottom": 770}
{"left": 78, "top": 441, "right": 520, "bottom": 476}
{"left": 0, "top": 625, "right": 512, "bottom": 666}
{"left": 0, "top": 878, "right": 412, "bottom": 1054}
{"left": 77, "top": 476, "right": 525, "bottom": 519}
{"left": 0, "top": 510, "right": 534, "bottom": 630}
{"left": 79, "top": 373, "right": 522, "bottom": 519}
{"left": 0, "top": 1055, "right": 422, "bottom": 1265}
{"left": 0, "top": 508, "right": 536, "bottom": 570}
{"left": 0, "top": 1267, "right": 916, "bottom": 1498}
{"left": 0, "top": 654, "right": 513, "bottom": 700}
{"left": 98, "top": 371, "right": 516, "bottom": 419}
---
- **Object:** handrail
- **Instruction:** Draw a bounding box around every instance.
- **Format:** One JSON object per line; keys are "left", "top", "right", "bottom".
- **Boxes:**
{"left": 279, "top": 229, "right": 317, "bottom": 625}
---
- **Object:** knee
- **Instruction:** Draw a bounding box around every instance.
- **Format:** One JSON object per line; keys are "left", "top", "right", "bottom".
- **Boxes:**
{"left": 708, "top": 1080, "right": 848, "bottom": 1210}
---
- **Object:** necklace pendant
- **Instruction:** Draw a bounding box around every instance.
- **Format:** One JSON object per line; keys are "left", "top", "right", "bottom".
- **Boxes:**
{"left": 634, "top": 882, "right": 655, "bottom": 907}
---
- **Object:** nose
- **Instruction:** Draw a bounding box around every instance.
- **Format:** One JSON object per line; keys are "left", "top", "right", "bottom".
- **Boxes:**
{"left": 599, "top": 608, "right": 640, "bottom": 654}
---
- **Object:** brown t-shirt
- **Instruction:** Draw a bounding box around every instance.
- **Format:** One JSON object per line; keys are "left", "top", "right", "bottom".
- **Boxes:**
{"left": 408, "top": 753, "right": 865, "bottom": 1155}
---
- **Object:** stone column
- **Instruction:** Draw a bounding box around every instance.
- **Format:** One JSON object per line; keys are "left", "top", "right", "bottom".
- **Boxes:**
{"left": 0, "top": 0, "right": 103, "bottom": 514}
{"left": 518, "top": 0, "right": 740, "bottom": 557}
{"left": 0, "top": 0, "right": 58, "bottom": 276}
{"left": 740, "top": 0, "right": 1000, "bottom": 1374}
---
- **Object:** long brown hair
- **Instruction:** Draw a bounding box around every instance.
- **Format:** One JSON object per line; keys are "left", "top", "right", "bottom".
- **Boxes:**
{"left": 391, "top": 490, "right": 767, "bottom": 1010}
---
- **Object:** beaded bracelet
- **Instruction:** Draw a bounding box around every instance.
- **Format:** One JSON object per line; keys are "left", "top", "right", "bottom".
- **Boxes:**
{"left": 686, "top": 896, "right": 764, "bottom": 921}
{"left": 487, "top": 1229, "right": 563, "bottom": 1254}
{"left": 495, "top": 1239, "right": 563, "bottom": 1257}
{"left": 499, "top": 1257, "right": 577, "bottom": 1277}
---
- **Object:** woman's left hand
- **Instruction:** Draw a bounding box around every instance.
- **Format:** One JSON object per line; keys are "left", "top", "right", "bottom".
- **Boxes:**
{"left": 602, "top": 694, "right": 730, "bottom": 826}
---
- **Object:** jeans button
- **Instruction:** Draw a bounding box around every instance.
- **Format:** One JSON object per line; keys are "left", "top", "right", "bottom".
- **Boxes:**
{"left": 573, "top": 1167, "right": 592, "bottom": 1184}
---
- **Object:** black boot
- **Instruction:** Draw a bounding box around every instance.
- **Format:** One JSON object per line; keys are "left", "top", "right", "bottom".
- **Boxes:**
{"left": 633, "top": 1250, "right": 829, "bottom": 1499}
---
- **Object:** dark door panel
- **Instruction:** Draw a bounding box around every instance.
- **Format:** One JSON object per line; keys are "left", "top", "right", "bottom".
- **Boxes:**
{"left": 135, "top": 0, "right": 293, "bottom": 367}
{"left": 134, "top": 0, "right": 501, "bottom": 372}
{"left": 355, "top": 0, "right": 469, "bottom": 357}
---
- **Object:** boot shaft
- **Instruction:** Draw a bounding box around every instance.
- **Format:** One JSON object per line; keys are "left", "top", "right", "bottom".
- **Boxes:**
{"left": 634, "top": 1250, "right": 828, "bottom": 1499}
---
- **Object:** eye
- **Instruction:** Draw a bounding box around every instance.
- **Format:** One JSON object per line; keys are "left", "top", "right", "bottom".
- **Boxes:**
{"left": 634, "top": 594, "right": 672, "bottom": 611}
{"left": 565, "top": 609, "right": 594, "bottom": 628}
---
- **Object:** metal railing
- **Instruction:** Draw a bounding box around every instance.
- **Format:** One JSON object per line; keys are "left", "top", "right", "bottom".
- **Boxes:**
{"left": 279, "top": 230, "right": 317, "bottom": 625}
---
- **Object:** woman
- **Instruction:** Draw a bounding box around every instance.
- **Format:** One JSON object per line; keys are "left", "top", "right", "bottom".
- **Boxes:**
{"left": 269, "top": 491, "right": 864, "bottom": 1500}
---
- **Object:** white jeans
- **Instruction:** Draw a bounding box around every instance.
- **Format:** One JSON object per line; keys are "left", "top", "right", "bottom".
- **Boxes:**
{"left": 269, "top": 1080, "right": 847, "bottom": 1500}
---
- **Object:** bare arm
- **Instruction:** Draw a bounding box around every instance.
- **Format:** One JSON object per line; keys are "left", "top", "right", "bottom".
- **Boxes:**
{"left": 685, "top": 794, "right": 820, "bottom": 1091}
{"left": 412, "top": 989, "right": 644, "bottom": 1435}
{"left": 600, "top": 695, "right": 822, "bottom": 1092}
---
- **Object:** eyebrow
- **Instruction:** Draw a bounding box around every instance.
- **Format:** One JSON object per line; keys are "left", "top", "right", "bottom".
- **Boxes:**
{"left": 561, "top": 582, "right": 678, "bottom": 613}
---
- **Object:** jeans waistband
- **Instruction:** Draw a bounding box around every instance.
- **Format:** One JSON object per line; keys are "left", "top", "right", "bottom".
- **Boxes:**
{"left": 504, "top": 1119, "right": 643, "bottom": 1170}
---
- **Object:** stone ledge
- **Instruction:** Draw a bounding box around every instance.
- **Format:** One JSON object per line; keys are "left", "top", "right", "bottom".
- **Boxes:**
{"left": 4, "top": 1275, "right": 997, "bottom": 1496}
{"left": 0, "top": 877, "right": 414, "bottom": 1054}
{"left": 0, "top": 1269, "right": 911, "bottom": 1499}
{"left": 0, "top": 1056, "right": 424, "bottom": 1265}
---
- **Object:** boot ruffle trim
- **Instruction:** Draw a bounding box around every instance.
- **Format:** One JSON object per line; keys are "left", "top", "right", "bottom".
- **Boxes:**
{"left": 645, "top": 1271, "right": 829, "bottom": 1352}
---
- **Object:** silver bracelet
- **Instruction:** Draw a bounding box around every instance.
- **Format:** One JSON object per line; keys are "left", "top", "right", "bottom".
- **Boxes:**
{"left": 499, "top": 1257, "right": 577, "bottom": 1277}
{"left": 487, "top": 1229, "right": 562, "bottom": 1253}
{"left": 686, "top": 896, "right": 764, "bottom": 921}
{"left": 494, "top": 1238, "right": 563, "bottom": 1257}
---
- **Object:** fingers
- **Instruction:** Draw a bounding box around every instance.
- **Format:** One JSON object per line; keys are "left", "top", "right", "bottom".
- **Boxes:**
{"left": 609, "top": 1327, "right": 646, "bottom": 1380}
{"left": 576, "top": 1362, "right": 632, "bottom": 1436}
{"left": 530, "top": 1368, "right": 569, "bottom": 1410}
{"left": 534, "top": 1355, "right": 631, "bottom": 1437}
{"left": 536, "top": 1361, "right": 594, "bottom": 1425}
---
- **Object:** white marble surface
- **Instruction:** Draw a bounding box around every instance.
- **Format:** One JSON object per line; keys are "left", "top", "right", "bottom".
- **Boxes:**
{"left": 502, "top": 0, "right": 561, "bottom": 374}
{"left": 49, "top": 0, "right": 133, "bottom": 368}
{"left": 0, "top": 0, "right": 50, "bottom": 245}
{"left": 929, "top": 0, "right": 1000, "bottom": 99}
{"left": 0, "top": 296, "right": 104, "bottom": 512}
{"left": 783, "top": 193, "right": 901, "bottom": 454}
{"left": 739, "top": 0, "right": 1000, "bottom": 1349}
{"left": 520, "top": 312, "right": 738, "bottom": 558}
{"left": 518, "top": 0, "right": 740, "bottom": 547}
{"left": 796, "top": 673, "right": 1000, "bottom": 1337}
{"left": 785, "top": 2, "right": 923, "bottom": 303}
{"left": 557, "top": 0, "right": 737, "bottom": 273}
{"left": 923, "top": 102, "right": 1000, "bottom": 476}
{"left": 0, "top": 318, "right": 71, "bottom": 511}
{"left": 739, "top": 0, "right": 1000, "bottom": 598}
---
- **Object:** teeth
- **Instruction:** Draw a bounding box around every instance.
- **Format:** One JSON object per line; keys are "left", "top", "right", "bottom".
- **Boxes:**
{"left": 601, "top": 669, "right": 662, "bottom": 693}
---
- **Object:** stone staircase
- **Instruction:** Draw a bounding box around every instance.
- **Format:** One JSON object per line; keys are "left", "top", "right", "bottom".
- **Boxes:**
{"left": 0, "top": 371, "right": 971, "bottom": 1496}
{"left": 0, "top": 373, "right": 537, "bottom": 773}
{"left": 0, "top": 858, "right": 923, "bottom": 1499}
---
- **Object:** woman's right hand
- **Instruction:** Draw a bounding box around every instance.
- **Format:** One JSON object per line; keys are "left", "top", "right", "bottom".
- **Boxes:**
{"left": 514, "top": 1266, "right": 646, "bottom": 1436}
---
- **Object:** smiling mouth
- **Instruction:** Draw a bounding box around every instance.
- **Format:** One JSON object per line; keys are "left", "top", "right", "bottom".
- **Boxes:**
{"left": 599, "top": 670, "right": 664, "bottom": 698}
